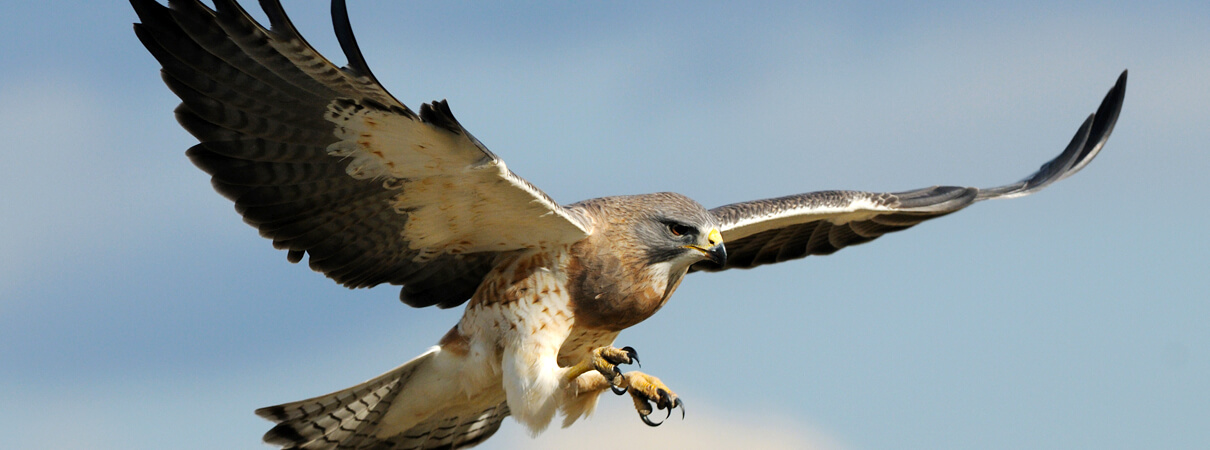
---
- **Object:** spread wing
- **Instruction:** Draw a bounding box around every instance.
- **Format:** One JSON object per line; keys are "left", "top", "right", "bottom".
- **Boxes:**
{"left": 694, "top": 71, "right": 1126, "bottom": 272}
{"left": 132, "top": 0, "right": 590, "bottom": 308}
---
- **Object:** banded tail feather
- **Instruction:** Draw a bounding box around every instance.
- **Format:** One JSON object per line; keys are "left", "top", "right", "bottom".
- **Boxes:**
{"left": 255, "top": 349, "right": 509, "bottom": 450}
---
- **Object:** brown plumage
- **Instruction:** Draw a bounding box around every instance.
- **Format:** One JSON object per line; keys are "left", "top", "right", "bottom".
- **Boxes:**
{"left": 564, "top": 193, "right": 719, "bottom": 330}
{"left": 131, "top": 0, "right": 1126, "bottom": 448}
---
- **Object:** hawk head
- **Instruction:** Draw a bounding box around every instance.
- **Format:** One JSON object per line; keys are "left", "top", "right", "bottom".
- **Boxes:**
{"left": 623, "top": 193, "right": 727, "bottom": 269}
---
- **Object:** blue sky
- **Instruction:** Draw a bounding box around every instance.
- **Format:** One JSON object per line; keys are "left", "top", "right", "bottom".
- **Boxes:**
{"left": 2, "top": 1, "right": 1207, "bottom": 449}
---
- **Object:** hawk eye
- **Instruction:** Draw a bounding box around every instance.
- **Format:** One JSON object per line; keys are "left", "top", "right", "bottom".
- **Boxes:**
{"left": 667, "top": 223, "right": 694, "bottom": 237}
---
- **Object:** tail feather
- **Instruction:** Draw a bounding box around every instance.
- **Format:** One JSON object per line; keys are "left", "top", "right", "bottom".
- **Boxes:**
{"left": 256, "top": 349, "right": 434, "bottom": 449}
{"left": 372, "top": 403, "right": 509, "bottom": 450}
{"left": 260, "top": 381, "right": 400, "bottom": 448}
{"left": 256, "top": 348, "right": 512, "bottom": 449}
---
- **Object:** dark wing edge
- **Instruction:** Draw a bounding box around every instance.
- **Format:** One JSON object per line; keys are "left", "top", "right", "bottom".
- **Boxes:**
{"left": 977, "top": 70, "right": 1126, "bottom": 200}
{"left": 131, "top": 0, "right": 586, "bottom": 309}
{"left": 694, "top": 71, "right": 1126, "bottom": 272}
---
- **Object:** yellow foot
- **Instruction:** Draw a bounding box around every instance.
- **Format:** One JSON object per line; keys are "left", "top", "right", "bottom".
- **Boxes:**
{"left": 566, "top": 345, "right": 639, "bottom": 386}
{"left": 594, "top": 345, "right": 639, "bottom": 382}
{"left": 617, "top": 371, "right": 684, "bottom": 427}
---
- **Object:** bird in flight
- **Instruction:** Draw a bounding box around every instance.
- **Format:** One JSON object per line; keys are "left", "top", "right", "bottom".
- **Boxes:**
{"left": 131, "top": 0, "right": 1126, "bottom": 448}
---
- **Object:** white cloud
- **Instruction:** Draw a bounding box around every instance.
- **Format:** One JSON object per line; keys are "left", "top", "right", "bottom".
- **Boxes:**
{"left": 494, "top": 398, "right": 850, "bottom": 450}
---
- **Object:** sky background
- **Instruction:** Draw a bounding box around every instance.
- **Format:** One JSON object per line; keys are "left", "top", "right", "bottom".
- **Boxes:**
{"left": 2, "top": 1, "right": 1207, "bottom": 449}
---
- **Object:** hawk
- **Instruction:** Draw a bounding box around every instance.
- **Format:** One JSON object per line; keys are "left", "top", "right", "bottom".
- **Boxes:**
{"left": 131, "top": 0, "right": 1127, "bottom": 448}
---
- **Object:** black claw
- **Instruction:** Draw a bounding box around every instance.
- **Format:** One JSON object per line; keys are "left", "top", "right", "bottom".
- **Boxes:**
{"left": 640, "top": 412, "right": 665, "bottom": 427}
{"left": 612, "top": 365, "right": 623, "bottom": 379}
{"left": 674, "top": 398, "right": 685, "bottom": 420}
{"left": 636, "top": 398, "right": 661, "bottom": 426}
{"left": 621, "top": 346, "right": 640, "bottom": 367}
{"left": 611, "top": 384, "right": 627, "bottom": 395}
{"left": 652, "top": 390, "right": 678, "bottom": 421}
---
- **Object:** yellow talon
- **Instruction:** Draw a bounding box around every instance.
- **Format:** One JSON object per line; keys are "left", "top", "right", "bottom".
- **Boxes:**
{"left": 622, "top": 371, "right": 684, "bottom": 427}
{"left": 565, "top": 346, "right": 638, "bottom": 382}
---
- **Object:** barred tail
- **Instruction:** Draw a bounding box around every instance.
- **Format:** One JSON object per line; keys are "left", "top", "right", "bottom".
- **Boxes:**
{"left": 255, "top": 348, "right": 510, "bottom": 450}
{"left": 255, "top": 349, "right": 437, "bottom": 449}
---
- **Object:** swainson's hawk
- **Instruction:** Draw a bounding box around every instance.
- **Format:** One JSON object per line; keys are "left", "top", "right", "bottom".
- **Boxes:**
{"left": 131, "top": 1, "right": 1127, "bottom": 448}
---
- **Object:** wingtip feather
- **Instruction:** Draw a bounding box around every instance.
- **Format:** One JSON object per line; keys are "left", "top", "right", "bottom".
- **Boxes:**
{"left": 331, "top": 0, "right": 372, "bottom": 78}
{"left": 977, "top": 71, "right": 1126, "bottom": 201}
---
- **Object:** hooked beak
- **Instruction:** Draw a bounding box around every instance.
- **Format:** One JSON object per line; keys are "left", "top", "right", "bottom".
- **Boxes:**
{"left": 686, "top": 228, "right": 727, "bottom": 266}
{"left": 704, "top": 242, "right": 727, "bottom": 266}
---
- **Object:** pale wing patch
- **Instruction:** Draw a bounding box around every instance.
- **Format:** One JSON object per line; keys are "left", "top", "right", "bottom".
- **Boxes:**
{"left": 326, "top": 100, "right": 590, "bottom": 259}
{"left": 327, "top": 100, "right": 485, "bottom": 179}
{"left": 720, "top": 196, "right": 891, "bottom": 242}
